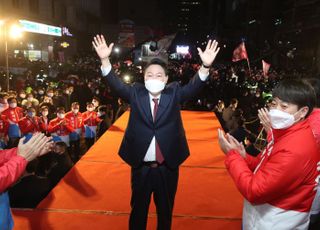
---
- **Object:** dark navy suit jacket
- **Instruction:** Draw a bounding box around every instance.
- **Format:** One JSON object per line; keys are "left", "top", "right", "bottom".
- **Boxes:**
{"left": 105, "top": 70, "right": 206, "bottom": 169}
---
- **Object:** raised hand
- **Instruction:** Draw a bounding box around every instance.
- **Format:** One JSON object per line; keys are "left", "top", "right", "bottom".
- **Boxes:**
{"left": 218, "top": 129, "right": 245, "bottom": 156}
{"left": 197, "top": 40, "right": 220, "bottom": 67}
{"left": 17, "top": 133, "right": 52, "bottom": 162}
{"left": 218, "top": 129, "right": 233, "bottom": 154}
{"left": 92, "top": 35, "right": 114, "bottom": 61}
{"left": 38, "top": 140, "right": 54, "bottom": 157}
{"left": 227, "top": 134, "right": 246, "bottom": 158}
{"left": 258, "top": 107, "right": 272, "bottom": 131}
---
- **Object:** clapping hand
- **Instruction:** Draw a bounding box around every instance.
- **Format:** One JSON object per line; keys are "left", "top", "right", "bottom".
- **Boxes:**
{"left": 197, "top": 40, "right": 220, "bottom": 67}
{"left": 92, "top": 35, "right": 114, "bottom": 61}
{"left": 218, "top": 129, "right": 246, "bottom": 158}
{"left": 17, "top": 133, "right": 53, "bottom": 162}
{"left": 258, "top": 108, "right": 272, "bottom": 131}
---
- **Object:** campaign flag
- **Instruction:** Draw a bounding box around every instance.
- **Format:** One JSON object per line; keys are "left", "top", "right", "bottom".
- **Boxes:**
{"left": 262, "top": 60, "right": 271, "bottom": 76}
{"left": 232, "top": 42, "right": 248, "bottom": 62}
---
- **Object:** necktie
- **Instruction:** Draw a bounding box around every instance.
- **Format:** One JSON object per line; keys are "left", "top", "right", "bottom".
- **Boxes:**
{"left": 152, "top": 98, "right": 164, "bottom": 164}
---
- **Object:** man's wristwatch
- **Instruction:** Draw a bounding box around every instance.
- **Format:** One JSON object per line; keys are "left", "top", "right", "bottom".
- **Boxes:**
{"left": 202, "top": 63, "right": 211, "bottom": 69}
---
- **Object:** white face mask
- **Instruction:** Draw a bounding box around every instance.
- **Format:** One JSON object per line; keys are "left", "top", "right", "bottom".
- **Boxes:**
{"left": 58, "top": 113, "right": 65, "bottom": 119}
{"left": 87, "top": 107, "right": 94, "bottom": 112}
{"left": 145, "top": 79, "right": 165, "bottom": 94}
{"left": 42, "top": 111, "right": 48, "bottom": 117}
{"left": 268, "top": 109, "right": 299, "bottom": 129}
{"left": 72, "top": 109, "right": 79, "bottom": 114}
{"left": 9, "top": 103, "right": 17, "bottom": 108}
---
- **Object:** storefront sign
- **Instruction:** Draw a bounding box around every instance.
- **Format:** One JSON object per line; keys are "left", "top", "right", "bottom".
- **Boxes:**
{"left": 61, "top": 42, "right": 70, "bottom": 48}
{"left": 19, "top": 20, "right": 62, "bottom": 36}
{"left": 62, "top": 27, "right": 73, "bottom": 37}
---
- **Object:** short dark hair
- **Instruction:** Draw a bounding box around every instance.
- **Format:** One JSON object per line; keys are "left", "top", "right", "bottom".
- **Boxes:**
{"left": 7, "top": 96, "right": 16, "bottom": 103}
{"left": 304, "top": 78, "right": 320, "bottom": 107}
{"left": 230, "top": 98, "right": 238, "bottom": 105}
{"left": 54, "top": 141, "right": 67, "bottom": 154}
{"left": 27, "top": 107, "right": 36, "bottom": 112}
{"left": 26, "top": 159, "right": 39, "bottom": 173}
{"left": 56, "top": 107, "right": 65, "bottom": 113}
{"left": 71, "top": 102, "right": 79, "bottom": 107}
{"left": 144, "top": 58, "right": 168, "bottom": 76}
{"left": 98, "top": 105, "right": 107, "bottom": 113}
{"left": 272, "top": 79, "right": 316, "bottom": 117}
{"left": 40, "top": 106, "right": 49, "bottom": 111}
{"left": 92, "top": 96, "right": 100, "bottom": 103}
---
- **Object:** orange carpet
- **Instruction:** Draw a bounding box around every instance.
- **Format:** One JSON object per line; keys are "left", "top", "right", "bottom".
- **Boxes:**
{"left": 12, "top": 111, "right": 243, "bottom": 229}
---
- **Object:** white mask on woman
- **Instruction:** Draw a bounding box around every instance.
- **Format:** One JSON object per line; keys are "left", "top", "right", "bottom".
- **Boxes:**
{"left": 145, "top": 79, "right": 165, "bottom": 94}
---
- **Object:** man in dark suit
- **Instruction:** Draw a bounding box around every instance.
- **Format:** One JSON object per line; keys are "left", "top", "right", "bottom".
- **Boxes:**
{"left": 92, "top": 35, "right": 220, "bottom": 230}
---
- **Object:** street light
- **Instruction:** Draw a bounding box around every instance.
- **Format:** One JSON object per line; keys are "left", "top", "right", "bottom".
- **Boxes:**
{"left": 0, "top": 20, "right": 23, "bottom": 91}
{"left": 9, "top": 24, "right": 23, "bottom": 39}
{"left": 114, "top": 47, "right": 120, "bottom": 53}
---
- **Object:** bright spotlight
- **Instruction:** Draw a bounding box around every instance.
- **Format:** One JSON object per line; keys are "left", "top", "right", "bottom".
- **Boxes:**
{"left": 123, "top": 75, "right": 131, "bottom": 83}
{"left": 114, "top": 47, "right": 120, "bottom": 53}
{"left": 9, "top": 24, "right": 23, "bottom": 39}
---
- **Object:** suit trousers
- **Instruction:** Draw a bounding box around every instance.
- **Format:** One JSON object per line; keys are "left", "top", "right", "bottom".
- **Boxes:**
{"left": 129, "top": 164, "right": 179, "bottom": 230}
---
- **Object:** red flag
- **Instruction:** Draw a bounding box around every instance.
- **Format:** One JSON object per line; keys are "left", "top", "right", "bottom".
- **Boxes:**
{"left": 262, "top": 60, "right": 271, "bottom": 76}
{"left": 232, "top": 42, "right": 248, "bottom": 62}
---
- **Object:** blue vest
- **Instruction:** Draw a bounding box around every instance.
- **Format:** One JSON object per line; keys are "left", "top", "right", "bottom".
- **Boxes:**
{"left": 0, "top": 192, "right": 14, "bottom": 230}
{"left": 8, "top": 124, "right": 21, "bottom": 138}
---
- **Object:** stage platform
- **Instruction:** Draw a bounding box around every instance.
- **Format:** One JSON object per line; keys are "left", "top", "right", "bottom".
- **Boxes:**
{"left": 12, "top": 111, "right": 243, "bottom": 229}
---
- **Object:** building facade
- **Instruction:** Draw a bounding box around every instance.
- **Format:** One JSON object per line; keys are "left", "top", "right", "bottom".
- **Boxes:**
{"left": 0, "top": 0, "right": 102, "bottom": 64}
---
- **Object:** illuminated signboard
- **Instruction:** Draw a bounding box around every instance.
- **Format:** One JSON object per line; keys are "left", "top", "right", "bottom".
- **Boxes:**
{"left": 60, "top": 42, "right": 70, "bottom": 48}
{"left": 62, "top": 27, "right": 73, "bottom": 36}
{"left": 176, "top": 45, "right": 189, "bottom": 54}
{"left": 19, "top": 20, "right": 62, "bottom": 36}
